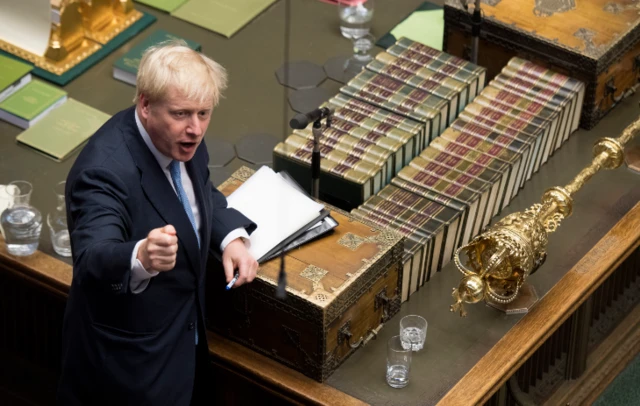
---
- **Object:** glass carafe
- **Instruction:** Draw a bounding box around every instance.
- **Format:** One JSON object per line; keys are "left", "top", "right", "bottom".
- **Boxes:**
{"left": 338, "top": 0, "right": 375, "bottom": 39}
{"left": 0, "top": 181, "right": 42, "bottom": 256}
{"left": 47, "top": 181, "right": 71, "bottom": 257}
{"left": 344, "top": 33, "right": 376, "bottom": 77}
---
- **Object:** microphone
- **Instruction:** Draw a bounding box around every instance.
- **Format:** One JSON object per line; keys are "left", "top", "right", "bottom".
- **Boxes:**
{"left": 276, "top": 254, "right": 287, "bottom": 299}
{"left": 289, "top": 107, "right": 333, "bottom": 129}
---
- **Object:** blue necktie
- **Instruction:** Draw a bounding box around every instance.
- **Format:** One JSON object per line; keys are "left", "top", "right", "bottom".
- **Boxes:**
{"left": 169, "top": 160, "right": 200, "bottom": 247}
{"left": 169, "top": 160, "right": 200, "bottom": 345}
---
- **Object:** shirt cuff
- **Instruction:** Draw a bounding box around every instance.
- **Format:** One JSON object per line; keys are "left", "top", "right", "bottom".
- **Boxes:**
{"left": 130, "top": 239, "right": 159, "bottom": 294}
{"left": 220, "top": 228, "right": 251, "bottom": 252}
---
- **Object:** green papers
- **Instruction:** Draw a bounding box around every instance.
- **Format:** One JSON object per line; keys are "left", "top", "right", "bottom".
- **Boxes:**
{"left": 0, "top": 55, "right": 33, "bottom": 102}
{"left": 172, "top": 0, "right": 277, "bottom": 38}
{"left": 16, "top": 98, "right": 110, "bottom": 162}
{"left": 377, "top": 2, "right": 444, "bottom": 50}
{"left": 0, "top": 80, "right": 67, "bottom": 128}
{"left": 113, "top": 29, "right": 202, "bottom": 85}
{"left": 134, "top": 0, "right": 188, "bottom": 13}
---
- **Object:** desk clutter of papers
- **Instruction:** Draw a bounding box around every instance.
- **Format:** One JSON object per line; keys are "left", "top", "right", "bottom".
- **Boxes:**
{"left": 273, "top": 37, "right": 585, "bottom": 302}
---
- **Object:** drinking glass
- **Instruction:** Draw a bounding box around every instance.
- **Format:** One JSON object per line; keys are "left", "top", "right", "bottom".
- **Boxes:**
{"left": 0, "top": 181, "right": 42, "bottom": 256}
{"left": 47, "top": 181, "right": 71, "bottom": 257}
{"left": 351, "top": 33, "right": 375, "bottom": 63}
{"left": 386, "top": 335, "right": 411, "bottom": 388}
{"left": 343, "top": 33, "right": 376, "bottom": 79}
{"left": 400, "top": 315, "right": 428, "bottom": 351}
{"left": 338, "top": 0, "right": 375, "bottom": 39}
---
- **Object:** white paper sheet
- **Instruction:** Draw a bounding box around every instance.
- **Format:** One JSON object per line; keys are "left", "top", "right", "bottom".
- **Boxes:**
{"left": 226, "top": 166, "right": 324, "bottom": 261}
{"left": 0, "top": 0, "right": 52, "bottom": 56}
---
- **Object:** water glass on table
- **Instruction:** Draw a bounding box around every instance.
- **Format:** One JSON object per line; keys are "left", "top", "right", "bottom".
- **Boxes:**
{"left": 386, "top": 335, "right": 412, "bottom": 388}
{"left": 400, "top": 315, "right": 428, "bottom": 351}
{"left": 47, "top": 181, "right": 71, "bottom": 257}
{"left": 338, "top": 0, "right": 374, "bottom": 39}
{"left": 0, "top": 181, "right": 42, "bottom": 256}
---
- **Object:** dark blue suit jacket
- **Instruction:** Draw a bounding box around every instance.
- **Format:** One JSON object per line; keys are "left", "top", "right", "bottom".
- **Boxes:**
{"left": 57, "top": 106, "right": 256, "bottom": 405}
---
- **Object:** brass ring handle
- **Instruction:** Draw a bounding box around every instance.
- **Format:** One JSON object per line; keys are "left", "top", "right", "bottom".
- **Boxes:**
{"left": 349, "top": 337, "right": 364, "bottom": 349}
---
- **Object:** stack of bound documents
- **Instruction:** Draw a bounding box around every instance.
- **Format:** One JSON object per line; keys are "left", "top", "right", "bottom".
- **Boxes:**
{"left": 0, "top": 55, "right": 32, "bottom": 103}
{"left": 349, "top": 42, "right": 584, "bottom": 301}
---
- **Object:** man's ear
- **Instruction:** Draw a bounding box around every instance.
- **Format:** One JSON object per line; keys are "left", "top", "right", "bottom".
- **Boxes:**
{"left": 139, "top": 94, "right": 151, "bottom": 119}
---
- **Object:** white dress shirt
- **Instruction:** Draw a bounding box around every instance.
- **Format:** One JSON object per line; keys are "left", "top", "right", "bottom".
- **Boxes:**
{"left": 129, "top": 110, "right": 249, "bottom": 293}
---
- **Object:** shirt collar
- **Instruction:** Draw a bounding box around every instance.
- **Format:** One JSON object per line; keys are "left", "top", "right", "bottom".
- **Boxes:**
{"left": 135, "top": 109, "right": 173, "bottom": 170}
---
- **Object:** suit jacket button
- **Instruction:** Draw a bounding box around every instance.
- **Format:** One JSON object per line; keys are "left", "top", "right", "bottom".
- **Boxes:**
{"left": 188, "top": 322, "right": 195, "bottom": 330}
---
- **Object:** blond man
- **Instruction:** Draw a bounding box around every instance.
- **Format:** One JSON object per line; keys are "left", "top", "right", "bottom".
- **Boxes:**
{"left": 58, "top": 41, "right": 258, "bottom": 405}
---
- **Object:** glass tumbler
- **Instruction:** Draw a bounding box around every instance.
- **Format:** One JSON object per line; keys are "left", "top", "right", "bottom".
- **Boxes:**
{"left": 0, "top": 181, "right": 42, "bottom": 256}
{"left": 47, "top": 181, "right": 71, "bottom": 257}
{"left": 386, "top": 335, "right": 411, "bottom": 388}
{"left": 339, "top": 0, "right": 375, "bottom": 39}
{"left": 400, "top": 315, "right": 428, "bottom": 351}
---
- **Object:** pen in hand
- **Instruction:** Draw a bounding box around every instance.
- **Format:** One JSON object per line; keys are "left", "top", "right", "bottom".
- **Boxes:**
{"left": 226, "top": 272, "right": 239, "bottom": 290}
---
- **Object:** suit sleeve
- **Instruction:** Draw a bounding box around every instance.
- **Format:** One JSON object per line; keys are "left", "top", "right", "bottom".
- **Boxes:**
{"left": 208, "top": 183, "right": 257, "bottom": 252}
{"left": 67, "top": 167, "right": 137, "bottom": 293}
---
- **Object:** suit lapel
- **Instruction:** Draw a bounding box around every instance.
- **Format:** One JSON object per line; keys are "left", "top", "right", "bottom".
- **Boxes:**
{"left": 186, "top": 158, "right": 210, "bottom": 265}
{"left": 122, "top": 108, "right": 202, "bottom": 275}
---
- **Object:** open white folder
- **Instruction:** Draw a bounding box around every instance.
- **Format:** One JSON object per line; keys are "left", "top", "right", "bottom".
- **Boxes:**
{"left": 226, "top": 166, "right": 326, "bottom": 262}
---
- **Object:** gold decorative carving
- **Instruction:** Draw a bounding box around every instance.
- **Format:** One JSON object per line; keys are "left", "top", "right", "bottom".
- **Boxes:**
{"left": 231, "top": 166, "right": 255, "bottom": 182}
{"left": 339, "top": 230, "right": 398, "bottom": 251}
{"left": 338, "top": 233, "right": 366, "bottom": 251}
{"left": 80, "top": 0, "right": 142, "bottom": 45}
{"left": 574, "top": 28, "right": 608, "bottom": 58}
{"left": 0, "top": 0, "right": 142, "bottom": 76}
{"left": 603, "top": 1, "right": 640, "bottom": 15}
{"left": 365, "top": 230, "right": 400, "bottom": 247}
{"left": 450, "top": 117, "right": 640, "bottom": 317}
{"left": 301, "top": 265, "right": 328, "bottom": 284}
{"left": 534, "top": 0, "right": 576, "bottom": 17}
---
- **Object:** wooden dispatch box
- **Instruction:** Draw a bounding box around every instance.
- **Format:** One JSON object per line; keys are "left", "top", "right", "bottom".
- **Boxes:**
{"left": 443, "top": 0, "right": 640, "bottom": 129}
{"left": 206, "top": 167, "right": 404, "bottom": 382}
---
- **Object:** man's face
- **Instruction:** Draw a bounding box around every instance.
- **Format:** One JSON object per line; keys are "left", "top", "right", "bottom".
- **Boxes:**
{"left": 139, "top": 86, "right": 213, "bottom": 162}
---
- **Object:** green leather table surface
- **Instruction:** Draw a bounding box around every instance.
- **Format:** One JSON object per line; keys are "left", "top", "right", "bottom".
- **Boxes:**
{"left": 0, "top": 0, "right": 639, "bottom": 404}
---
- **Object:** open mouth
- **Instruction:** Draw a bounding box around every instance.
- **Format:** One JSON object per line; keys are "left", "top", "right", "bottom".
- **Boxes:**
{"left": 179, "top": 141, "right": 197, "bottom": 150}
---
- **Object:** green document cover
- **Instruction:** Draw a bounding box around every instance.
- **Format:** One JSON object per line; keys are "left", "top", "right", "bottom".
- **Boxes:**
{"left": 135, "top": 0, "right": 188, "bottom": 12}
{"left": 0, "top": 80, "right": 67, "bottom": 121}
{"left": 0, "top": 55, "right": 32, "bottom": 91}
{"left": 172, "top": 0, "right": 277, "bottom": 38}
{"left": 16, "top": 98, "right": 111, "bottom": 162}
{"left": 113, "top": 29, "right": 202, "bottom": 85}
{"left": 376, "top": 2, "right": 444, "bottom": 50}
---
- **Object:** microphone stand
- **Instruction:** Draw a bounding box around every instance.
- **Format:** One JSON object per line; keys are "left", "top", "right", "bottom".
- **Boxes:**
{"left": 311, "top": 110, "right": 333, "bottom": 199}
{"left": 461, "top": 0, "right": 482, "bottom": 65}
{"left": 278, "top": 100, "right": 332, "bottom": 298}
{"left": 471, "top": 0, "right": 482, "bottom": 65}
{"left": 277, "top": 0, "right": 291, "bottom": 300}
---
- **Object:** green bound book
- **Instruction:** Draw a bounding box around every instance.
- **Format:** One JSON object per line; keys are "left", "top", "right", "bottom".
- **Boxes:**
{"left": 0, "top": 80, "right": 67, "bottom": 129}
{"left": 172, "top": 0, "right": 277, "bottom": 38}
{"left": 0, "top": 55, "right": 33, "bottom": 103}
{"left": 113, "top": 29, "right": 202, "bottom": 86}
{"left": 16, "top": 98, "right": 110, "bottom": 162}
{"left": 134, "top": 0, "right": 188, "bottom": 12}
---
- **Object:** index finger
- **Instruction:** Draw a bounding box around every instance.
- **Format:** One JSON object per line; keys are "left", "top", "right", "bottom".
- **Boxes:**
{"left": 154, "top": 234, "right": 178, "bottom": 247}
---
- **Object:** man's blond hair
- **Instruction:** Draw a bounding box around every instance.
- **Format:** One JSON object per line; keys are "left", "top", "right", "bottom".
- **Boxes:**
{"left": 134, "top": 40, "right": 227, "bottom": 106}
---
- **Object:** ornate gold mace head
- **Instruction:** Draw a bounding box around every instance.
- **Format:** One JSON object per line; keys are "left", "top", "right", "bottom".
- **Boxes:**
{"left": 451, "top": 118, "right": 640, "bottom": 317}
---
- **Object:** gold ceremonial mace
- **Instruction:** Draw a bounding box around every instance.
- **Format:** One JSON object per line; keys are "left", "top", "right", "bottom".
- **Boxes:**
{"left": 450, "top": 118, "right": 640, "bottom": 317}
